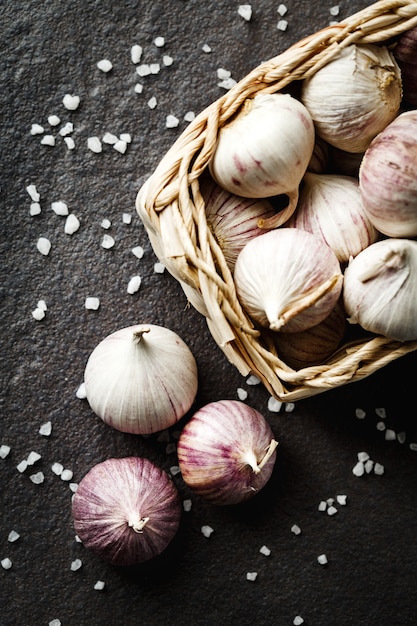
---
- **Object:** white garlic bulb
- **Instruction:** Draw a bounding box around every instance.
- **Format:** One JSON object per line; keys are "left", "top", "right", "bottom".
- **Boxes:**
{"left": 84, "top": 324, "right": 198, "bottom": 434}
{"left": 234, "top": 228, "right": 343, "bottom": 333}
{"left": 209, "top": 93, "right": 315, "bottom": 229}
{"left": 287, "top": 172, "right": 379, "bottom": 264}
{"left": 343, "top": 238, "right": 417, "bottom": 342}
{"left": 301, "top": 44, "right": 402, "bottom": 153}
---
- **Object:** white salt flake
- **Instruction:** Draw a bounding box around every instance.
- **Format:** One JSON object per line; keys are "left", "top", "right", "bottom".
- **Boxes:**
{"left": 87, "top": 136, "right": 102, "bottom": 153}
{"left": 70, "top": 558, "right": 82, "bottom": 571}
{"left": 291, "top": 524, "right": 301, "bottom": 535}
{"left": 30, "top": 123, "right": 44, "bottom": 135}
{"left": 127, "top": 275, "right": 142, "bottom": 294}
{"left": 409, "top": 443, "right": 417, "bottom": 451}
{"left": 102, "top": 234, "right": 115, "bottom": 249}
{"left": 59, "top": 122, "right": 74, "bottom": 136}
{"left": 374, "top": 462, "right": 385, "bottom": 475}
{"left": 336, "top": 494, "right": 347, "bottom": 505}
{"left": 41, "top": 135, "right": 55, "bottom": 146}
{"left": 85, "top": 297, "right": 100, "bottom": 310}
{"left": 134, "top": 83, "right": 144, "bottom": 94}
{"left": 39, "top": 421, "right": 52, "bottom": 436}
{"left": 238, "top": 5, "right": 252, "bottom": 21}
{"left": 154, "top": 262, "right": 165, "bottom": 273}
{"left": 65, "top": 214, "right": 80, "bottom": 235}
{"left": 30, "top": 471, "right": 45, "bottom": 484}
{"left": 102, "top": 132, "right": 118, "bottom": 144}
{"left": 385, "top": 429, "right": 396, "bottom": 441}
{"left": 49, "top": 621, "right": 61, "bottom": 626}
{"left": 375, "top": 407, "right": 386, "bottom": 418}
{"left": 137, "top": 64, "right": 151, "bottom": 77}
{"left": 150, "top": 63, "right": 161, "bottom": 74}
{"left": 120, "top": 133, "right": 132, "bottom": 143}
{"left": 75, "top": 535, "right": 82, "bottom": 543}
{"left": 69, "top": 483, "right": 78, "bottom": 493}
{"left": 318, "top": 500, "right": 327, "bottom": 511}
{"left": 76, "top": 382, "right": 87, "bottom": 399}
{"left": 94, "top": 580, "right": 106, "bottom": 591}
{"left": 63, "top": 94, "right": 80, "bottom": 110}
{"left": 101, "top": 218, "right": 111, "bottom": 229}
{"left": 327, "top": 505, "right": 338, "bottom": 516}
{"left": 246, "top": 572, "right": 258, "bottom": 581}
{"left": 131, "top": 44, "right": 143, "bottom": 64}
{"left": 218, "top": 79, "right": 237, "bottom": 90}
{"left": 355, "top": 408, "right": 366, "bottom": 419}
{"left": 285, "top": 402, "right": 295, "bottom": 413}
{"left": 246, "top": 375, "right": 260, "bottom": 386}
{"left": 154, "top": 36, "right": 165, "bottom": 47}
{"left": 0, "top": 445, "right": 11, "bottom": 459}
{"left": 32, "top": 307, "right": 45, "bottom": 321}
{"left": 48, "top": 115, "right": 61, "bottom": 126}
{"left": 326, "top": 498, "right": 334, "bottom": 506}
{"left": 184, "top": 111, "right": 195, "bottom": 122}
{"left": 113, "top": 139, "right": 127, "bottom": 154}
{"left": 217, "top": 68, "right": 231, "bottom": 80}
{"left": 122, "top": 213, "right": 132, "bottom": 224}
{"left": 277, "top": 4, "right": 288, "bottom": 16}
{"left": 8, "top": 530, "right": 20, "bottom": 543}
{"left": 26, "top": 184, "right": 40, "bottom": 202}
{"left": 166, "top": 115, "right": 179, "bottom": 128}
{"left": 202, "top": 44, "right": 212, "bottom": 53}
{"left": 357, "top": 451, "right": 370, "bottom": 462}
{"left": 330, "top": 5, "right": 340, "bottom": 16}
{"left": 30, "top": 203, "right": 41, "bottom": 216}
{"left": 364, "top": 459, "right": 374, "bottom": 474}
{"left": 27, "top": 451, "right": 41, "bottom": 465}
{"left": 170, "top": 465, "right": 181, "bottom": 476}
{"left": 17, "top": 460, "right": 28, "bottom": 473}
{"left": 37, "top": 237, "right": 51, "bottom": 256}
{"left": 165, "top": 442, "right": 176, "bottom": 454}
{"left": 162, "top": 55, "right": 173, "bottom": 66}
{"left": 260, "top": 545, "right": 271, "bottom": 556}
{"left": 183, "top": 499, "right": 192, "bottom": 512}
{"left": 317, "top": 554, "right": 328, "bottom": 565}
{"left": 97, "top": 59, "right": 113, "bottom": 72}
{"left": 352, "top": 461, "right": 365, "bottom": 477}
{"left": 376, "top": 421, "right": 386, "bottom": 431}
{"left": 61, "top": 469, "right": 73, "bottom": 481}
{"left": 268, "top": 397, "right": 283, "bottom": 412}
{"left": 397, "top": 431, "right": 406, "bottom": 444}
{"left": 1, "top": 558, "right": 12, "bottom": 570}
{"left": 237, "top": 387, "right": 248, "bottom": 401}
{"left": 201, "top": 525, "right": 214, "bottom": 538}
{"left": 51, "top": 200, "right": 69, "bottom": 216}
{"left": 148, "top": 96, "right": 158, "bottom": 109}
{"left": 64, "top": 137, "right": 75, "bottom": 149}
{"left": 293, "top": 617, "right": 304, "bottom": 626}
{"left": 277, "top": 19, "right": 288, "bottom": 31}
{"left": 132, "top": 245, "right": 144, "bottom": 259}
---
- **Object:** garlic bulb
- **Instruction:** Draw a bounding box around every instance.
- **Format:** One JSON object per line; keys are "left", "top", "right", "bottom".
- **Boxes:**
{"left": 343, "top": 238, "right": 417, "bottom": 342}
{"left": 177, "top": 400, "right": 278, "bottom": 505}
{"left": 359, "top": 110, "right": 417, "bottom": 238}
{"left": 301, "top": 44, "right": 402, "bottom": 153}
{"left": 234, "top": 228, "right": 343, "bottom": 333}
{"left": 84, "top": 324, "right": 198, "bottom": 434}
{"left": 72, "top": 457, "right": 181, "bottom": 566}
{"left": 209, "top": 92, "right": 315, "bottom": 229}
{"left": 307, "top": 136, "right": 329, "bottom": 174}
{"left": 201, "top": 175, "right": 276, "bottom": 272}
{"left": 393, "top": 25, "right": 417, "bottom": 108}
{"left": 272, "top": 301, "right": 346, "bottom": 370}
{"left": 287, "top": 172, "right": 379, "bottom": 264}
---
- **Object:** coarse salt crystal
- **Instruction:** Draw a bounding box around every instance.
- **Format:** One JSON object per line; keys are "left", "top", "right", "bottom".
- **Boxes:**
{"left": 134, "top": 83, "right": 143, "bottom": 94}
{"left": 293, "top": 617, "right": 304, "bottom": 626}
{"left": 330, "top": 5, "right": 340, "bottom": 16}
{"left": 385, "top": 429, "right": 396, "bottom": 441}
{"left": 30, "top": 203, "right": 41, "bottom": 216}
{"left": 285, "top": 402, "right": 295, "bottom": 413}
{"left": 137, "top": 64, "right": 151, "bottom": 77}
{"left": 259, "top": 545, "right": 271, "bottom": 556}
{"left": 30, "top": 471, "right": 44, "bottom": 484}
{"left": 41, "top": 135, "right": 55, "bottom": 146}
{"left": 131, "top": 45, "right": 143, "bottom": 64}
{"left": 63, "top": 94, "right": 80, "bottom": 110}
{"left": 154, "top": 36, "right": 165, "bottom": 47}
{"left": 246, "top": 572, "right": 258, "bottom": 581}
{"left": 170, "top": 465, "right": 181, "bottom": 476}
{"left": 277, "top": 19, "right": 288, "bottom": 31}
{"left": 101, "top": 218, "right": 111, "bottom": 229}
{"left": 352, "top": 461, "right": 364, "bottom": 477}
{"left": 48, "top": 115, "right": 61, "bottom": 126}
{"left": 237, "top": 387, "right": 248, "bottom": 401}
{"left": 127, "top": 275, "right": 142, "bottom": 294}
{"left": 51, "top": 201, "right": 69, "bottom": 216}
{"left": 163, "top": 55, "right": 173, "bottom": 66}
{"left": 357, "top": 451, "right": 370, "bottom": 462}
{"left": 364, "top": 459, "right": 374, "bottom": 473}
{"left": 375, "top": 407, "right": 386, "bottom": 418}
{"left": 201, "top": 525, "right": 214, "bottom": 538}
{"left": 37, "top": 238, "right": 51, "bottom": 256}
{"left": 8, "top": 530, "right": 20, "bottom": 543}
{"left": 97, "top": 59, "right": 113, "bottom": 72}
{"left": 355, "top": 408, "right": 366, "bottom": 419}
{"left": 120, "top": 133, "right": 132, "bottom": 143}
{"left": 17, "top": 460, "right": 28, "bottom": 473}
{"left": 39, "top": 421, "right": 52, "bottom": 436}
{"left": 64, "top": 137, "right": 75, "bottom": 149}
{"left": 70, "top": 558, "right": 82, "bottom": 571}
{"left": 183, "top": 499, "right": 192, "bottom": 512}
{"left": 409, "top": 443, "right": 417, "bottom": 451}
{"left": 148, "top": 96, "right": 157, "bottom": 109}
{"left": 336, "top": 494, "right": 347, "bottom": 505}
{"left": 166, "top": 115, "right": 179, "bottom": 128}
{"left": 102, "top": 234, "right": 115, "bottom": 249}
{"left": 154, "top": 262, "right": 165, "bottom": 274}
{"left": 327, "top": 505, "right": 337, "bottom": 516}
{"left": 59, "top": 122, "right": 74, "bottom": 136}
{"left": 94, "top": 580, "right": 106, "bottom": 591}
{"left": 317, "top": 554, "right": 328, "bottom": 565}
{"left": 326, "top": 498, "right": 334, "bottom": 506}
{"left": 151, "top": 64, "right": 162, "bottom": 74}
{"left": 0, "top": 444, "right": 11, "bottom": 459}
{"left": 246, "top": 375, "right": 260, "bottom": 386}
{"left": 76, "top": 382, "right": 87, "bottom": 399}
{"left": 32, "top": 307, "right": 46, "bottom": 321}
{"left": 184, "top": 111, "right": 195, "bottom": 122}
{"left": 1, "top": 558, "right": 12, "bottom": 570}
{"left": 49, "top": 620, "right": 61, "bottom": 626}
{"left": 268, "top": 397, "right": 282, "bottom": 412}
{"left": 217, "top": 68, "right": 231, "bottom": 80}
{"left": 376, "top": 421, "right": 386, "bottom": 431}
{"left": 69, "top": 483, "right": 78, "bottom": 493}
{"left": 238, "top": 5, "right": 252, "bottom": 21}
{"left": 102, "top": 132, "right": 118, "bottom": 144}
{"left": 65, "top": 214, "right": 80, "bottom": 235}
{"left": 26, "top": 184, "right": 40, "bottom": 202}
{"left": 27, "top": 451, "right": 41, "bottom": 465}
{"left": 397, "top": 432, "right": 406, "bottom": 444}
{"left": 122, "top": 213, "right": 132, "bottom": 224}
{"left": 291, "top": 524, "right": 301, "bottom": 535}
{"left": 202, "top": 44, "right": 212, "bottom": 53}
{"left": 113, "top": 139, "right": 127, "bottom": 154}
{"left": 61, "top": 469, "right": 73, "bottom": 481}
{"left": 132, "top": 246, "right": 144, "bottom": 259}
{"left": 374, "top": 462, "right": 384, "bottom": 475}
{"left": 85, "top": 297, "right": 100, "bottom": 310}
{"left": 30, "top": 123, "right": 44, "bottom": 135}
{"left": 165, "top": 443, "right": 176, "bottom": 454}
{"left": 87, "top": 136, "right": 102, "bottom": 153}
{"left": 318, "top": 501, "right": 327, "bottom": 511}
{"left": 218, "top": 78, "right": 237, "bottom": 90}
{"left": 277, "top": 4, "right": 288, "bottom": 15}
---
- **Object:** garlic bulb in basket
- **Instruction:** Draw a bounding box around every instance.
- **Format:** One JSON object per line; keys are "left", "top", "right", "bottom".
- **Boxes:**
{"left": 84, "top": 324, "right": 198, "bottom": 434}
{"left": 209, "top": 93, "right": 315, "bottom": 229}
{"left": 287, "top": 172, "right": 379, "bottom": 264}
{"left": 393, "top": 25, "right": 417, "bottom": 108}
{"left": 301, "top": 44, "right": 402, "bottom": 153}
{"left": 343, "top": 238, "right": 417, "bottom": 342}
{"left": 359, "top": 110, "right": 417, "bottom": 238}
{"left": 234, "top": 228, "right": 343, "bottom": 333}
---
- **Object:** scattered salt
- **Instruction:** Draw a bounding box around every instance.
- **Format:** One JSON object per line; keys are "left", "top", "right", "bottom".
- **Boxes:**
{"left": 120, "top": 133, "right": 132, "bottom": 143}
{"left": 326, "top": 498, "right": 334, "bottom": 506}
{"left": 51, "top": 462, "right": 64, "bottom": 476}
{"left": 132, "top": 245, "right": 144, "bottom": 259}
{"left": 355, "top": 408, "right": 366, "bottom": 419}
{"left": 374, "top": 463, "right": 384, "bottom": 475}
{"left": 385, "top": 429, "right": 396, "bottom": 441}
{"left": 61, "top": 469, "right": 73, "bottom": 481}
{"left": 32, "top": 307, "right": 46, "bottom": 321}
{"left": 59, "top": 122, "right": 74, "bottom": 136}
{"left": 259, "top": 545, "right": 271, "bottom": 556}
{"left": 246, "top": 572, "right": 258, "bottom": 581}
{"left": 285, "top": 402, "right": 295, "bottom": 413}
{"left": 148, "top": 96, "right": 158, "bottom": 109}
{"left": 330, "top": 5, "right": 340, "bottom": 16}
{"left": 134, "top": 83, "right": 144, "bottom": 94}
{"left": 352, "top": 461, "right": 364, "bottom": 477}
{"left": 30, "top": 471, "right": 45, "bottom": 484}
{"left": 150, "top": 63, "right": 161, "bottom": 75}
{"left": 75, "top": 535, "right": 82, "bottom": 543}
{"left": 102, "top": 234, "right": 115, "bottom": 249}
{"left": 113, "top": 139, "right": 127, "bottom": 154}
{"left": 51, "top": 200, "right": 69, "bottom": 216}
{"left": 318, "top": 501, "right": 327, "bottom": 511}
{"left": 94, "top": 580, "right": 106, "bottom": 591}
{"left": 218, "top": 79, "right": 236, "bottom": 89}
{"left": 202, "top": 44, "right": 212, "bottom": 53}
{"left": 410, "top": 443, "right": 417, "bottom": 451}
{"left": 30, "top": 123, "right": 44, "bottom": 135}
{"left": 166, "top": 115, "right": 179, "bottom": 128}
{"left": 62, "top": 94, "right": 80, "bottom": 111}
{"left": 39, "top": 421, "right": 52, "bottom": 436}
{"left": 268, "top": 397, "right": 282, "bottom": 412}
{"left": 293, "top": 617, "right": 304, "bottom": 626}
{"left": 122, "top": 213, "right": 132, "bottom": 224}
{"left": 201, "top": 525, "right": 214, "bottom": 538}
{"left": 16, "top": 460, "right": 28, "bottom": 473}
{"left": 237, "top": 387, "right": 248, "bottom": 401}
{"left": 0, "top": 444, "right": 11, "bottom": 459}
{"left": 154, "top": 36, "right": 165, "bottom": 47}
{"left": 64, "top": 137, "right": 75, "bottom": 149}
{"left": 162, "top": 55, "right": 173, "bottom": 66}
{"left": 131, "top": 44, "right": 143, "bottom": 64}
{"left": 41, "top": 135, "right": 55, "bottom": 146}
{"left": 364, "top": 459, "right": 374, "bottom": 473}
{"left": 327, "top": 505, "right": 338, "bottom": 516}
{"left": 154, "top": 262, "right": 165, "bottom": 273}
{"left": 101, "top": 218, "right": 111, "bottom": 229}
{"left": 49, "top": 620, "right": 61, "bottom": 626}
{"left": 217, "top": 68, "right": 231, "bottom": 80}
{"left": 246, "top": 375, "right": 260, "bottom": 385}
{"left": 65, "top": 214, "right": 80, "bottom": 235}
{"left": 1, "top": 558, "right": 12, "bottom": 570}
{"left": 69, "top": 483, "right": 78, "bottom": 493}
{"left": 317, "top": 553, "right": 328, "bottom": 565}
{"left": 170, "top": 465, "right": 181, "bottom": 476}
{"left": 238, "top": 5, "right": 252, "bottom": 21}
{"left": 277, "top": 3, "right": 288, "bottom": 16}
{"left": 277, "top": 19, "right": 288, "bottom": 31}
{"left": 397, "top": 432, "right": 406, "bottom": 444}
{"left": 85, "top": 297, "right": 100, "bottom": 310}
{"left": 291, "top": 524, "right": 301, "bottom": 535}
{"left": 48, "top": 115, "right": 61, "bottom": 126}
{"left": 26, "top": 184, "right": 40, "bottom": 202}
{"left": 357, "top": 451, "right": 370, "bottom": 462}
{"left": 70, "top": 558, "right": 82, "bottom": 571}
{"left": 376, "top": 421, "right": 386, "bottom": 431}
{"left": 102, "top": 132, "right": 118, "bottom": 144}
{"left": 26, "top": 451, "right": 41, "bottom": 465}
{"left": 127, "top": 275, "right": 142, "bottom": 294}
{"left": 184, "top": 111, "right": 195, "bottom": 122}
{"left": 183, "top": 499, "right": 192, "bottom": 512}
{"left": 137, "top": 64, "right": 151, "bottom": 77}
{"left": 336, "top": 495, "right": 347, "bottom": 505}
{"left": 30, "top": 203, "right": 41, "bottom": 216}
{"left": 76, "top": 382, "right": 87, "bottom": 399}
{"left": 87, "top": 136, "right": 102, "bottom": 153}
{"left": 165, "top": 443, "right": 176, "bottom": 454}
{"left": 8, "top": 530, "right": 20, "bottom": 543}
{"left": 375, "top": 407, "right": 386, "bottom": 418}
{"left": 97, "top": 59, "right": 113, "bottom": 72}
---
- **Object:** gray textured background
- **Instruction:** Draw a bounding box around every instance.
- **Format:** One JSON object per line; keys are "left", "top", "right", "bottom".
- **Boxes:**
{"left": 2, "top": 1, "right": 417, "bottom": 625}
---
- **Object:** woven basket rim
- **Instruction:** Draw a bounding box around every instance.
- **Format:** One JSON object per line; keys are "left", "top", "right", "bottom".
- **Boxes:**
{"left": 136, "top": 0, "right": 417, "bottom": 401}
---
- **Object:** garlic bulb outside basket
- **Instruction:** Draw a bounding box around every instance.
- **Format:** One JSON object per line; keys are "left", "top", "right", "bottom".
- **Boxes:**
{"left": 209, "top": 92, "right": 315, "bottom": 229}
{"left": 343, "top": 238, "right": 417, "bottom": 342}
{"left": 84, "top": 324, "right": 198, "bottom": 435}
{"left": 72, "top": 457, "right": 182, "bottom": 566}
{"left": 301, "top": 44, "right": 402, "bottom": 153}
{"left": 234, "top": 228, "right": 343, "bottom": 333}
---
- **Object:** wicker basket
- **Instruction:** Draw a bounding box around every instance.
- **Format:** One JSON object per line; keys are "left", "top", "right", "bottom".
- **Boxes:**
{"left": 136, "top": 0, "right": 417, "bottom": 402}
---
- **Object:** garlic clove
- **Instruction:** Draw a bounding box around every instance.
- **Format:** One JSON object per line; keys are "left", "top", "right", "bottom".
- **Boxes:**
{"left": 301, "top": 44, "right": 402, "bottom": 153}
{"left": 234, "top": 228, "right": 343, "bottom": 333}
{"left": 84, "top": 324, "right": 198, "bottom": 434}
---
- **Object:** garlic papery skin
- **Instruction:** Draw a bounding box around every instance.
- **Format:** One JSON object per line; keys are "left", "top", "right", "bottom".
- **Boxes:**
{"left": 84, "top": 324, "right": 198, "bottom": 435}
{"left": 287, "top": 172, "right": 379, "bottom": 264}
{"left": 343, "top": 238, "right": 417, "bottom": 342}
{"left": 301, "top": 44, "right": 402, "bottom": 153}
{"left": 209, "top": 93, "right": 315, "bottom": 229}
{"left": 177, "top": 400, "right": 278, "bottom": 505}
{"left": 201, "top": 175, "right": 276, "bottom": 272}
{"left": 72, "top": 457, "right": 181, "bottom": 566}
{"left": 271, "top": 301, "right": 346, "bottom": 370}
{"left": 358, "top": 110, "right": 417, "bottom": 238}
{"left": 234, "top": 228, "right": 343, "bottom": 333}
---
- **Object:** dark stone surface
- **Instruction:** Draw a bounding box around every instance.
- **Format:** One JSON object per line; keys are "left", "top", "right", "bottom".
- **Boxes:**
{"left": 1, "top": 1, "right": 417, "bottom": 625}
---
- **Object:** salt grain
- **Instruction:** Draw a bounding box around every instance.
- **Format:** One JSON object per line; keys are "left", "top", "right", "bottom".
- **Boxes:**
{"left": 41, "top": 135, "right": 55, "bottom": 146}
{"left": 238, "top": 5, "right": 252, "bottom": 21}
{"left": 48, "top": 115, "right": 61, "bottom": 126}
{"left": 16, "top": 460, "right": 28, "bottom": 473}
{"left": 330, "top": 5, "right": 340, "bottom": 16}
{"left": 127, "top": 275, "right": 142, "bottom": 294}
{"left": 246, "top": 375, "right": 260, "bottom": 386}
{"left": 59, "top": 122, "right": 74, "bottom": 136}
{"left": 166, "top": 115, "right": 179, "bottom": 128}
{"left": 94, "top": 580, "right": 106, "bottom": 591}
{"left": 385, "top": 429, "right": 396, "bottom": 441}
{"left": 318, "top": 501, "right": 327, "bottom": 511}
{"left": 352, "top": 461, "right": 364, "bottom": 477}
{"left": 69, "top": 483, "right": 78, "bottom": 493}
{"left": 26, "top": 184, "right": 40, "bottom": 202}
{"left": 268, "top": 397, "right": 282, "bottom": 412}
{"left": 120, "top": 133, "right": 132, "bottom": 143}
{"left": 355, "top": 408, "right": 366, "bottom": 419}
{"left": 122, "top": 213, "right": 132, "bottom": 224}
{"left": 165, "top": 443, "right": 176, "bottom": 454}
{"left": 30, "top": 203, "right": 41, "bottom": 216}
{"left": 85, "top": 297, "right": 100, "bottom": 310}
{"left": 70, "top": 558, "right": 82, "bottom": 571}
{"left": 277, "top": 4, "right": 288, "bottom": 15}
{"left": 148, "top": 96, "right": 157, "bottom": 109}
{"left": 154, "top": 262, "right": 165, "bottom": 273}
{"left": 163, "top": 55, "right": 173, "bottom": 66}
{"left": 30, "top": 123, "right": 44, "bottom": 135}
{"left": 217, "top": 68, "right": 231, "bottom": 80}
{"left": 134, "top": 83, "right": 144, "bottom": 94}
{"left": 201, "top": 525, "right": 214, "bottom": 538}
{"left": 137, "top": 64, "right": 151, "bottom": 77}
{"left": 113, "top": 139, "right": 127, "bottom": 154}
{"left": 291, "top": 524, "right": 301, "bottom": 535}
{"left": 64, "top": 137, "right": 75, "bottom": 149}
{"left": 285, "top": 402, "right": 295, "bottom": 413}
{"left": 150, "top": 62, "right": 161, "bottom": 74}
{"left": 1, "top": 558, "right": 12, "bottom": 570}
{"left": 102, "top": 132, "right": 118, "bottom": 144}
{"left": 0, "top": 444, "right": 11, "bottom": 459}
{"left": 76, "top": 382, "right": 87, "bottom": 399}
{"left": 317, "top": 553, "right": 328, "bottom": 565}
{"left": 101, "top": 234, "right": 115, "bottom": 249}
{"left": 202, "top": 44, "right": 212, "bottom": 53}
{"left": 410, "top": 443, "right": 417, "bottom": 451}
{"left": 293, "top": 617, "right": 304, "bottom": 626}
{"left": 8, "top": 530, "right": 20, "bottom": 543}
{"left": 49, "top": 620, "right": 61, "bottom": 626}
{"left": 65, "top": 214, "right": 80, "bottom": 235}
{"left": 170, "top": 465, "right": 181, "bottom": 476}
{"left": 237, "top": 387, "right": 248, "bottom": 401}
{"left": 357, "top": 451, "right": 370, "bottom": 462}
{"left": 39, "top": 421, "right": 52, "bottom": 436}
{"left": 132, "top": 245, "right": 144, "bottom": 259}
{"left": 131, "top": 44, "right": 143, "bottom": 64}
{"left": 397, "top": 432, "right": 406, "bottom": 444}
{"left": 364, "top": 459, "right": 374, "bottom": 473}
{"left": 374, "top": 462, "right": 384, "bottom": 475}
{"left": 327, "top": 505, "right": 338, "bottom": 516}
{"left": 259, "top": 545, "right": 271, "bottom": 556}
{"left": 27, "top": 451, "right": 41, "bottom": 465}
{"left": 376, "top": 421, "right": 386, "bottom": 431}
{"left": 154, "top": 36, "right": 165, "bottom": 47}
{"left": 51, "top": 201, "right": 69, "bottom": 216}
{"left": 375, "top": 407, "right": 386, "bottom": 418}
{"left": 62, "top": 94, "right": 80, "bottom": 110}
{"left": 336, "top": 495, "right": 347, "bottom": 505}
{"left": 184, "top": 111, "right": 195, "bottom": 122}
{"left": 183, "top": 499, "right": 192, "bottom": 512}
{"left": 101, "top": 218, "right": 111, "bottom": 229}
{"left": 38, "top": 300, "right": 47, "bottom": 311}
{"left": 61, "top": 469, "right": 73, "bottom": 481}
{"left": 97, "top": 59, "right": 113, "bottom": 72}
{"left": 277, "top": 19, "right": 288, "bottom": 31}
{"left": 246, "top": 572, "right": 258, "bottom": 581}
{"left": 32, "top": 307, "right": 46, "bottom": 321}
{"left": 87, "top": 136, "right": 102, "bottom": 153}
{"left": 30, "top": 471, "right": 45, "bottom": 484}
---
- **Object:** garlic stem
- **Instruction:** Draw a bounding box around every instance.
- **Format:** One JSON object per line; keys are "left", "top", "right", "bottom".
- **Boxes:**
{"left": 257, "top": 439, "right": 279, "bottom": 471}
{"left": 241, "top": 439, "right": 278, "bottom": 474}
{"left": 132, "top": 326, "right": 151, "bottom": 343}
{"left": 357, "top": 244, "right": 406, "bottom": 282}
{"left": 128, "top": 516, "right": 150, "bottom": 533}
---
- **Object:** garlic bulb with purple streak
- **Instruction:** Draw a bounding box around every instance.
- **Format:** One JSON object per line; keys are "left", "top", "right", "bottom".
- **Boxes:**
{"left": 177, "top": 400, "right": 278, "bottom": 505}
{"left": 72, "top": 457, "right": 181, "bottom": 566}
{"left": 84, "top": 324, "right": 198, "bottom": 435}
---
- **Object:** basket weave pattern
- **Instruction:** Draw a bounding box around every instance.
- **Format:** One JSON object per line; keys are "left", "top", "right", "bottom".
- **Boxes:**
{"left": 137, "top": 0, "right": 417, "bottom": 401}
